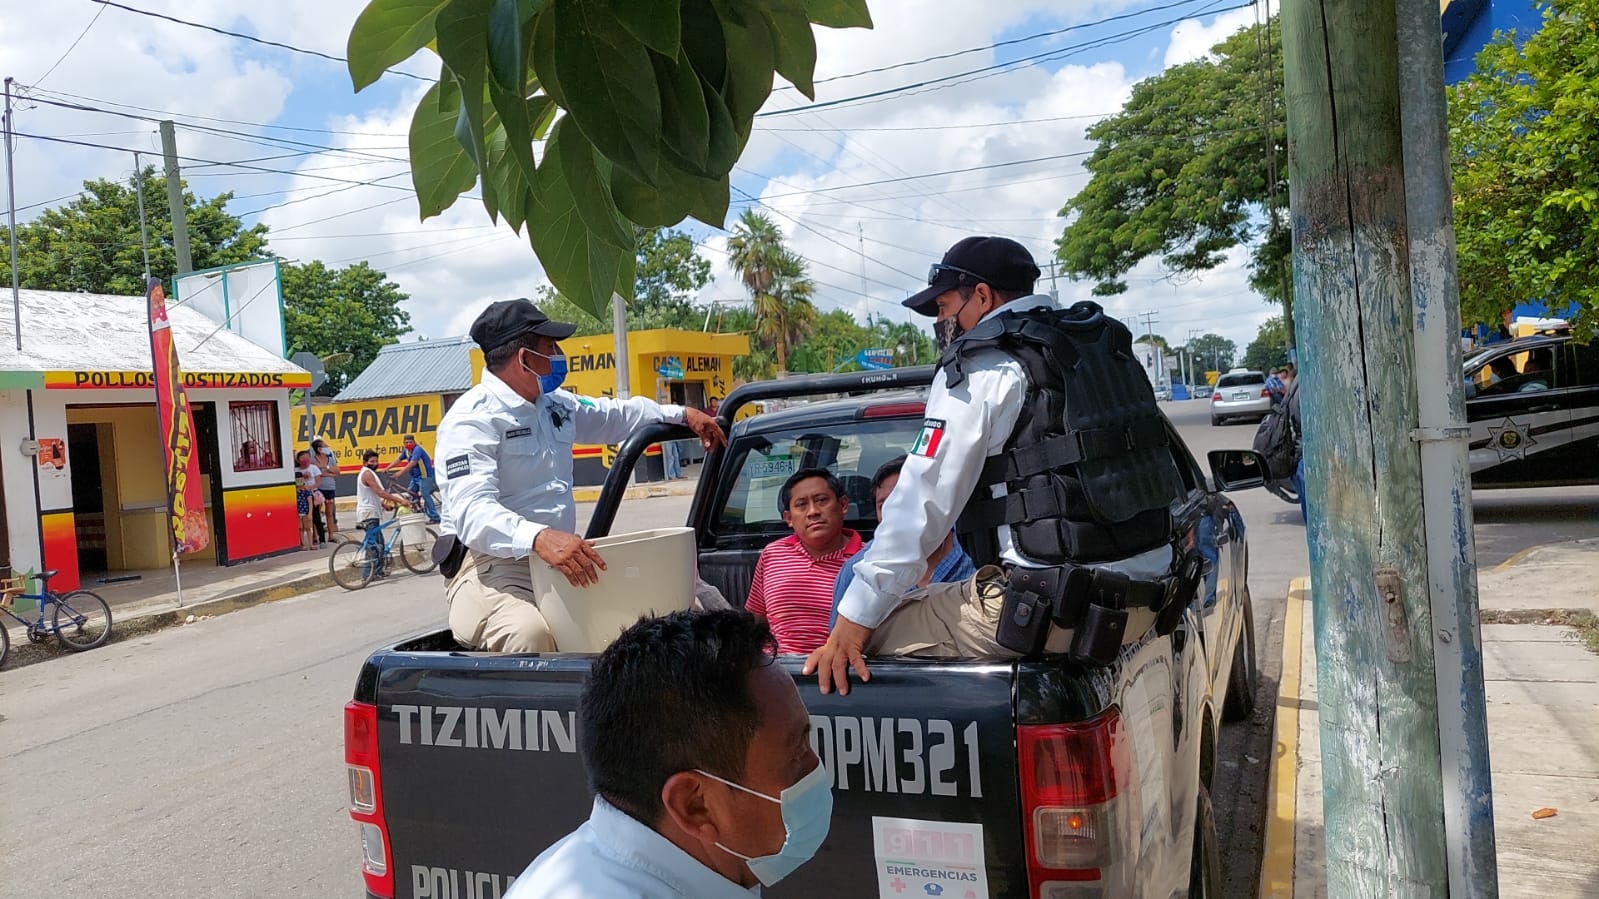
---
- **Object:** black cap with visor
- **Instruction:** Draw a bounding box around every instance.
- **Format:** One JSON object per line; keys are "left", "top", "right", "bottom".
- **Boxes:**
{"left": 902, "top": 236, "right": 1042, "bottom": 317}
{"left": 469, "top": 298, "right": 578, "bottom": 351}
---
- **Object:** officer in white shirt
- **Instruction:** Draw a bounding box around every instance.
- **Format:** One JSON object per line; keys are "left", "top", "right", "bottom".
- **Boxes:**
{"left": 505, "top": 609, "right": 832, "bottom": 898}
{"left": 804, "top": 237, "right": 1176, "bottom": 693}
{"left": 436, "top": 298, "right": 726, "bottom": 652}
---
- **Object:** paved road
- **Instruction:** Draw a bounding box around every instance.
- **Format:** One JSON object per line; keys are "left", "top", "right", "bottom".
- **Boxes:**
{"left": 2, "top": 404, "right": 1588, "bottom": 899}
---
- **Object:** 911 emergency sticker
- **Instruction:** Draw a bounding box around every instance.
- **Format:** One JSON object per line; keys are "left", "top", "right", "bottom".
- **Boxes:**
{"left": 872, "top": 817, "right": 989, "bottom": 899}
{"left": 911, "top": 419, "right": 946, "bottom": 457}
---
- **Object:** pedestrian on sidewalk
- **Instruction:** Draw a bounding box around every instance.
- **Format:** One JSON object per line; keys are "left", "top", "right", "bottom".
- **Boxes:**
{"left": 663, "top": 437, "right": 684, "bottom": 480}
{"left": 311, "top": 436, "right": 341, "bottom": 542}
{"left": 385, "top": 435, "right": 441, "bottom": 523}
{"left": 295, "top": 450, "right": 321, "bottom": 551}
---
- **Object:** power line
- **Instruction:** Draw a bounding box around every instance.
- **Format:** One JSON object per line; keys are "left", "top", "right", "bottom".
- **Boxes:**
{"left": 774, "top": 0, "right": 1216, "bottom": 94}
{"left": 749, "top": 150, "right": 1092, "bottom": 200}
{"left": 34, "top": 4, "right": 107, "bottom": 87}
{"left": 22, "top": 85, "right": 406, "bottom": 139}
{"left": 89, "top": 0, "right": 431, "bottom": 82}
{"left": 757, "top": 0, "right": 1250, "bottom": 118}
{"left": 755, "top": 111, "right": 1119, "bottom": 133}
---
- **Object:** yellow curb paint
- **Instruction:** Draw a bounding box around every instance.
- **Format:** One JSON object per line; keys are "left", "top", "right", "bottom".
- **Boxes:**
{"left": 1492, "top": 543, "right": 1543, "bottom": 573}
{"left": 1259, "top": 577, "right": 1308, "bottom": 899}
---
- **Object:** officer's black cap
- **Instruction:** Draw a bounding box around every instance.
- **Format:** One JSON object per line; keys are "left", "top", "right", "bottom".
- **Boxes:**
{"left": 469, "top": 298, "right": 577, "bottom": 351}
{"left": 903, "top": 236, "right": 1042, "bottom": 317}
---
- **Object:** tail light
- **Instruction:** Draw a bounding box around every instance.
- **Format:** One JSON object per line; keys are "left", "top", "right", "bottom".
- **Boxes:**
{"left": 1260, "top": 387, "right": 1271, "bottom": 398}
{"left": 1210, "top": 391, "right": 1221, "bottom": 402}
{"left": 1017, "top": 708, "right": 1140, "bottom": 898}
{"left": 346, "top": 701, "right": 394, "bottom": 898}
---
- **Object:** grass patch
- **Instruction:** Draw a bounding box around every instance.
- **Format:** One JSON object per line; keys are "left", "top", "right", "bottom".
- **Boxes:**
{"left": 1480, "top": 608, "right": 1599, "bottom": 655}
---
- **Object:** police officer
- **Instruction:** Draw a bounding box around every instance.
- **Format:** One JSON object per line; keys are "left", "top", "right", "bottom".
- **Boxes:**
{"left": 436, "top": 298, "right": 727, "bottom": 652}
{"left": 804, "top": 237, "right": 1183, "bottom": 693}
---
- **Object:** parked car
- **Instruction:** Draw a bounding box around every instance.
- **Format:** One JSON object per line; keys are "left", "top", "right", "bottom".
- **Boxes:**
{"left": 1155, "top": 384, "right": 1172, "bottom": 401}
{"left": 1192, "top": 384, "right": 1214, "bottom": 399}
{"left": 342, "top": 367, "right": 1260, "bottom": 899}
{"left": 1464, "top": 329, "right": 1599, "bottom": 488}
{"left": 1210, "top": 370, "right": 1272, "bottom": 425}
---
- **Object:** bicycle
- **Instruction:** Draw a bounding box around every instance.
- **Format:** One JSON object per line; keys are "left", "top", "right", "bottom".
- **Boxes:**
{"left": 0, "top": 568, "right": 113, "bottom": 668}
{"left": 329, "top": 499, "right": 439, "bottom": 590}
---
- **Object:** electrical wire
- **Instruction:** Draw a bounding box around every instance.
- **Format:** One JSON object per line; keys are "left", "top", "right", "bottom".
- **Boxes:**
{"left": 34, "top": 4, "right": 108, "bottom": 87}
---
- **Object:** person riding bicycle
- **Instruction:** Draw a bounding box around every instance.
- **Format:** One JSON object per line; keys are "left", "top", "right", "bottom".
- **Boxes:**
{"left": 356, "top": 450, "right": 417, "bottom": 529}
{"left": 385, "top": 434, "right": 441, "bottom": 524}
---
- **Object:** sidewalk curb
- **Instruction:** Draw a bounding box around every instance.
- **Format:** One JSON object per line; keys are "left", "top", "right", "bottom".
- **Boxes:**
{"left": 2, "top": 570, "right": 339, "bottom": 671}
{"left": 571, "top": 481, "right": 697, "bottom": 503}
{"left": 1259, "top": 577, "right": 1310, "bottom": 899}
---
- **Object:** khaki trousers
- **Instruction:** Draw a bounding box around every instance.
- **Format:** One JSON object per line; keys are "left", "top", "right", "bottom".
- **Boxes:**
{"left": 446, "top": 549, "right": 556, "bottom": 652}
{"left": 866, "top": 565, "right": 1157, "bottom": 659}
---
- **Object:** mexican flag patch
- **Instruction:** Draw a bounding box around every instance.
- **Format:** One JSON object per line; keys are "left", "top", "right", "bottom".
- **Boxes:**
{"left": 911, "top": 418, "right": 946, "bottom": 457}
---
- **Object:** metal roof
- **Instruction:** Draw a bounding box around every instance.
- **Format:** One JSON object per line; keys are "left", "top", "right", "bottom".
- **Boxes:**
{"left": 335, "top": 336, "right": 478, "bottom": 401}
{"left": 0, "top": 288, "right": 303, "bottom": 375}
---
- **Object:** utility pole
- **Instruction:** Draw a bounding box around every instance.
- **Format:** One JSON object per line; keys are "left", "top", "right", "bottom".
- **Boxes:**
{"left": 4, "top": 77, "right": 21, "bottom": 351}
{"left": 159, "top": 120, "right": 192, "bottom": 275}
{"left": 857, "top": 222, "right": 870, "bottom": 315}
{"left": 133, "top": 152, "right": 152, "bottom": 279}
{"left": 1282, "top": 0, "right": 1494, "bottom": 895}
{"left": 611, "top": 292, "right": 630, "bottom": 400}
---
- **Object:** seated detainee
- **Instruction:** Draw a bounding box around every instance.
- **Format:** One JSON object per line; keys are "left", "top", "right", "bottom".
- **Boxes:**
{"left": 743, "top": 468, "right": 862, "bottom": 655}
{"left": 830, "top": 455, "right": 974, "bottom": 628}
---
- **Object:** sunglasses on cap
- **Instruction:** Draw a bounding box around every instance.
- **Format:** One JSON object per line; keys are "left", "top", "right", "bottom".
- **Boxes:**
{"left": 927, "top": 263, "right": 986, "bottom": 285}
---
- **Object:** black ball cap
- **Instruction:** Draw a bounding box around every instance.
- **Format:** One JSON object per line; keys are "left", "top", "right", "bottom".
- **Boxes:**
{"left": 903, "top": 236, "right": 1042, "bottom": 316}
{"left": 469, "top": 298, "right": 577, "bottom": 351}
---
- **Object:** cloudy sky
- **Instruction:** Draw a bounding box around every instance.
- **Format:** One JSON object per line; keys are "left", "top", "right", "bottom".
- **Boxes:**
{"left": 0, "top": 0, "right": 1280, "bottom": 354}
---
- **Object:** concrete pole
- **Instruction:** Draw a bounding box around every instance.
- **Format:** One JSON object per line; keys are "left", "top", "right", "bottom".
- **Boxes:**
{"left": 1282, "top": 0, "right": 1458, "bottom": 893}
{"left": 1395, "top": 0, "right": 1497, "bottom": 892}
{"left": 4, "top": 77, "right": 21, "bottom": 351}
{"left": 133, "top": 152, "right": 152, "bottom": 279}
{"left": 611, "top": 292, "right": 630, "bottom": 400}
{"left": 159, "top": 121, "right": 192, "bottom": 274}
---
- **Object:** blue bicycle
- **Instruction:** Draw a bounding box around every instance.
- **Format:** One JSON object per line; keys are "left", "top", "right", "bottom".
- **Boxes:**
{"left": 0, "top": 568, "right": 113, "bottom": 668}
{"left": 328, "top": 501, "right": 438, "bottom": 590}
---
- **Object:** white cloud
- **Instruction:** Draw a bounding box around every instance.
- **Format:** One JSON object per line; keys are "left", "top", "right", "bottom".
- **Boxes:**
{"left": 1, "top": 1, "right": 1277, "bottom": 353}
{"left": 1164, "top": 5, "right": 1261, "bottom": 67}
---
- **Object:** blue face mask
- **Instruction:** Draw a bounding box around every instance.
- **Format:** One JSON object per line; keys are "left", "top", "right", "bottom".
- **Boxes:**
{"left": 521, "top": 348, "right": 568, "bottom": 396}
{"left": 698, "top": 761, "right": 833, "bottom": 886}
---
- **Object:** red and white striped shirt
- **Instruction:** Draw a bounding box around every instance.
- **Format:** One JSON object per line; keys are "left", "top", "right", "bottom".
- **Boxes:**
{"left": 745, "top": 530, "right": 864, "bottom": 655}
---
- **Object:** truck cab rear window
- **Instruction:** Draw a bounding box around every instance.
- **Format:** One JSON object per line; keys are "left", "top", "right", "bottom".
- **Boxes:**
{"left": 715, "top": 419, "right": 924, "bottom": 538}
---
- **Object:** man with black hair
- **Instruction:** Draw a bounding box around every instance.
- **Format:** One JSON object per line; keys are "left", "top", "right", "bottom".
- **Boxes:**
{"left": 435, "top": 298, "right": 726, "bottom": 652}
{"left": 744, "top": 467, "right": 862, "bottom": 655}
{"left": 504, "top": 609, "right": 832, "bottom": 897}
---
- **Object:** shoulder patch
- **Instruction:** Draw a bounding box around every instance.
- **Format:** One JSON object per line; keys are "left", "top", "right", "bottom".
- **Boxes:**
{"left": 445, "top": 454, "right": 470, "bottom": 479}
{"left": 911, "top": 418, "right": 946, "bottom": 457}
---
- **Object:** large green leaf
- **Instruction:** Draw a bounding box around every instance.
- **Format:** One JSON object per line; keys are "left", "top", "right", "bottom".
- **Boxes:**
{"left": 408, "top": 76, "right": 481, "bottom": 218}
{"left": 437, "top": 0, "right": 495, "bottom": 168}
{"left": 530, "top": 6, "right": 568, "bottom": 108}
{"left": 654, "top": 51, "right": 711, "bottom": 174}
{"left": 484, "top": 127, "right": 530, "bottom": 231}
{"left": 713, "top": 0, "right": 776, "bottom": 123}
{"left": 553, "top": 0, "right": 664, "bottom": 183}
{"left": 486, "top": 0, "right": 526, "bottom": 94}
{"left": 489, "top": 80, "right": 537, "bottom": 182}
{"left": 616, "top": 0, "right": 681, "bottom": 56}
{"left": 802, "top": 0, "right": 871, "bottom": 28}
{"left": 347, "top": 0, "right": 452, "bottom": 91}
{"left": 527, "top": 119, "right": 634, "bottom": 318}
{"left": 609, "top": 164, "right": 693, "bottom": 228}
{"left": 687, "top": 171, "right": 731, "bottom": 228}
{"left": 763, "top": 6, "right": 817, "bottom": 98}
{"left": 701, "top": 73, "right": 740, "bottom": 176}
{"left": 679, "top": 0, "right": 728, "bottom": 89}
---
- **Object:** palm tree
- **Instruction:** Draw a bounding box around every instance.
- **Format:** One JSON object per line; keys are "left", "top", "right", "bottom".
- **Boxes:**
{"left": 727, "top": 211, "right": 815, "bottom": 373}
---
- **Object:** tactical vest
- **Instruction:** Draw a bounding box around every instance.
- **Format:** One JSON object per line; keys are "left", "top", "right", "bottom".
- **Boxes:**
{"left": 942, "top": 301, "right": 1186, "bottom": 570}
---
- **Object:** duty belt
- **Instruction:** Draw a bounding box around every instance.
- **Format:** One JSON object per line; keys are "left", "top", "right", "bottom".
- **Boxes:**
{"left": 995, "top": 555, "right": 1203, "bottom": 665}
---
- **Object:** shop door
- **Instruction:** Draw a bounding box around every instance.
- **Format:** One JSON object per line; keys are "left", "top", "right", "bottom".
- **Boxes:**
{"left": 191, "top": 403, "right": 229, "bottom": 563}
{"left": 67, "top": 423, "right": 108, "bottom": 572}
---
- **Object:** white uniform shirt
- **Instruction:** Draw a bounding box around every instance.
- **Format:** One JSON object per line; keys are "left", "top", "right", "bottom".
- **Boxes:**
{"left": 435, "top": 371, "right": 685, "bottom": 559}
{"left": 503, "top": 797, "right": 760, "bottom": 899}
{"left": 837, "top": 295, "right": 1170, "bottom": 629}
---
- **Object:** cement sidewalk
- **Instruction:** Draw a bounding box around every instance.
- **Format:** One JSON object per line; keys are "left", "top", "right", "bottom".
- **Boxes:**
{"left": 1263, "top": 538, "right": 1599, "bottom": 897}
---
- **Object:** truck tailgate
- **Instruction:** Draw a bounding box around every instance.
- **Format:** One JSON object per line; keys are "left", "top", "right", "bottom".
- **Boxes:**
{"left": 366, "top": 646, "right": 1024, "bottom": 898}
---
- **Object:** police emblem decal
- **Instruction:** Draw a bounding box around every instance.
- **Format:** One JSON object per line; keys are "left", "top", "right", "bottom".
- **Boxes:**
{"left": 1487, "top": 417, "right": 1536, "bottom": 462}
{"left": 445, "top": 454, "right": 471, "bottom": 479}
{"left": 912, "top": 419, "right": 946, "bottom": 457}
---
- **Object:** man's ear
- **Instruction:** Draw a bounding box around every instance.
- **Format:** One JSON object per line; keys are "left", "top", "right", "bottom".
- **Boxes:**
{"left": 780, "top": 509, "right": 794, "bottom": 528}
{"left": 660, "top": 771, "right": 724, "bottom": 844}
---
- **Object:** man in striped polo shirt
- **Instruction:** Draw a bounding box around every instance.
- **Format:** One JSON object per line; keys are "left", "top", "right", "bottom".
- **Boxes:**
{"left": 744, "top": 468, "right": 863, "bottom": 655}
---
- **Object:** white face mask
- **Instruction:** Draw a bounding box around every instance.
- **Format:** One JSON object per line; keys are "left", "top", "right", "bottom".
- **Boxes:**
{"left": 697, "top": 762, "right": 834, "bottom": 886}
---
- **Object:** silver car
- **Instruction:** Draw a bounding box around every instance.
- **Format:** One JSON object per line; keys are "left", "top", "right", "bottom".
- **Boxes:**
{"left": 1210, "top": 370, "right": 1272, "bottom": 425}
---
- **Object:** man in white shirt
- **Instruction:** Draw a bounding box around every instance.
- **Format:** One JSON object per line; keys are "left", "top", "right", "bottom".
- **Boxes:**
{"left": 805, "top": 237, "right": 1179, "bottom": 693}
{"left": 505, "top": 609, "right": 832, "bottom": 898}
{"left": 435, "top": 298, "right": 726, "bottom": 652}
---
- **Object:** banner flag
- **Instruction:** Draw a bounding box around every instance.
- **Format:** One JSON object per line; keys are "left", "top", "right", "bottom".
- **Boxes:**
{"left": 147, "top": 276, "right": 210, "bottom": 553}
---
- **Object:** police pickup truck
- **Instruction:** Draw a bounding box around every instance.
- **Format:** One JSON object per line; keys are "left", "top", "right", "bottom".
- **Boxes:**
{"left": 343, "top": 367, "right": 1263, "bottom": 899}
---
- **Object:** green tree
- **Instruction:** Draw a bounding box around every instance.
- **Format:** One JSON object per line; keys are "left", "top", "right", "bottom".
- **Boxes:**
{"left": 727, "top": 210, "right": 815, "bottom": 374}
{"left": 0, "top": 167, "right": 269, "bottom": 296}
{"left": 346, "top": 0, "right": 872, "bottom": 319}
{"left": 1187, "top": 332, "right": 1237, "bottom": 373}
{"left": 635, "top": 226, "right": 712, "bottom": 315}
{"left": 1241, "top": 315, "right": 1290, "bottom": 371}
{"left": 281, "top": 260, "right": 412, "bottom": 394}
{"left": 1448, "top": 0, "right": 1599, "bottom": 334}
{"left": 1056, "top": 18, "right": 1289, "bottom": 314}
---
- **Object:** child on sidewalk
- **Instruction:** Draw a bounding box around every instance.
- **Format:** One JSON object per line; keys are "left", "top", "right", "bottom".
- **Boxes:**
{"left": 295, "top": 450, "right": 321, "bottom": 551}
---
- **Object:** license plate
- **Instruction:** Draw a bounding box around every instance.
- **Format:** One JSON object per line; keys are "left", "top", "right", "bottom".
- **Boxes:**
{"left": 747, "top": 457, "right": 798, "bottom": 479}
{"left": 1233, "top": 391, "right": 1251, "bottom": 400}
